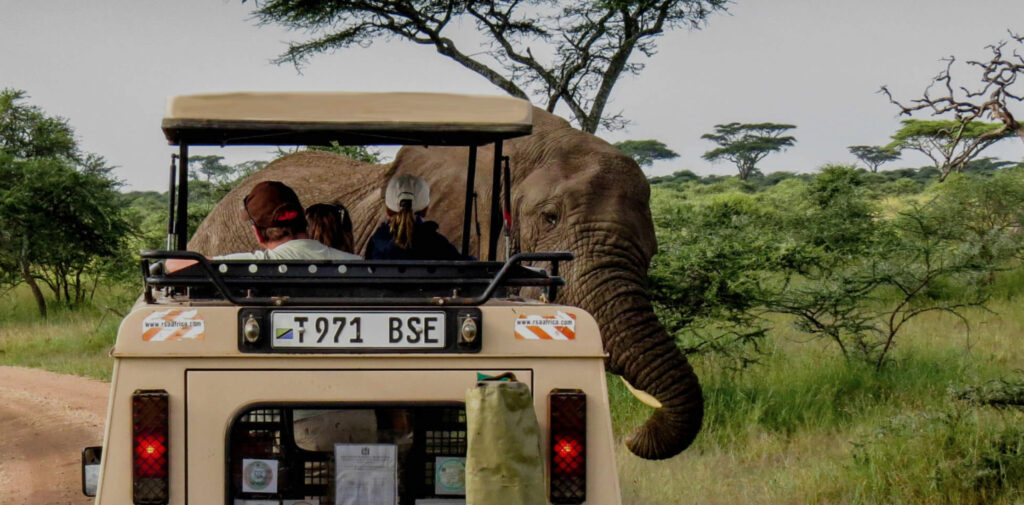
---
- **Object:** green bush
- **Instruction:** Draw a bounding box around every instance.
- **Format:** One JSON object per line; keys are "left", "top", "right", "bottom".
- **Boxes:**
{"left": 650, "top": 165, "right": 1024, "bottom": 368}
{"left": 850, "top": 405, "right": 1024, "bottom": 504}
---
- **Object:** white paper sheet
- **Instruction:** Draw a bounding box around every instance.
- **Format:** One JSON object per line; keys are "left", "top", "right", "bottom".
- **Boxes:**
{"left": 334, "top": 444, "right": 397, "bottom": 505}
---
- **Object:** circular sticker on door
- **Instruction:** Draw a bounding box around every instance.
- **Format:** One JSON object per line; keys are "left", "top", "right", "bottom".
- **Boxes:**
{"left": 242, "top": 458, "right": 278, "bottom": 493}
{"left": 435, "top": 456, "right": 466, "bottom": 495}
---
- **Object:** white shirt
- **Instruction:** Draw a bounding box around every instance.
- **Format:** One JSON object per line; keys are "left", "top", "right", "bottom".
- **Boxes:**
{"left": 214, "top": 239, "right": 362, "bottom": 261}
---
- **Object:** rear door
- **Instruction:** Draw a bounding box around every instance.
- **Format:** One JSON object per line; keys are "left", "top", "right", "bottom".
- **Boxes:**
{"left": 185, "top": 369, "right": 533, "bottom": 504}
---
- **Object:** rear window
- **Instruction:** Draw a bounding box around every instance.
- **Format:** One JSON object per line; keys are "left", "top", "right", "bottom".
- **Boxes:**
{"left": 229, "top": 404, "right": 467, "bottom": 505}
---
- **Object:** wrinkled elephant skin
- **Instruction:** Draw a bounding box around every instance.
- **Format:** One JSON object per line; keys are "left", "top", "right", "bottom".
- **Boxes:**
{"left": 189, "top": 108, "right": 704, "bottom": 460}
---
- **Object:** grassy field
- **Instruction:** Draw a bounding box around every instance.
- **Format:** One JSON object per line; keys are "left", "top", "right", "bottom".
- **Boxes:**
{"left": 0, "top": 285, "right": 136, "bottom": 380}
{"left": 611, "top": 302, "right": 1024, "bottom": 504}
{"left": 2, "top": 284, "right": 1023, "bottom": 504}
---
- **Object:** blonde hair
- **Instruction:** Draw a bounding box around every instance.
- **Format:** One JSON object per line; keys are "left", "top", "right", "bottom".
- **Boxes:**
{"left": 389, "top": 200, "right": 416, "bottom": 249}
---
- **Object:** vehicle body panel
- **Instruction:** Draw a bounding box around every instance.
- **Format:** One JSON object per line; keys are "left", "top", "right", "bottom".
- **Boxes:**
{"left": 93, "top": 301, "right": 621, "bottom": 505}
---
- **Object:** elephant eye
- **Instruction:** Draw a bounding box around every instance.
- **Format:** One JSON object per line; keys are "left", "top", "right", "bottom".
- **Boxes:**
{"left": 542, "top": 212, "right": 558, "bottom": 226}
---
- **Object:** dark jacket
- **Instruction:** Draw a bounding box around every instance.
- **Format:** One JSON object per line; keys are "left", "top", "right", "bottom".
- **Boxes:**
{"left": 365, "top": 219, "right": 469, "bottom": 260}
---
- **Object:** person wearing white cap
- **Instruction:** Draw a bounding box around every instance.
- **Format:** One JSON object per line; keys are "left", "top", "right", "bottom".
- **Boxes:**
{"left": 365, "top": 174, "right": 468, "bottom": 260}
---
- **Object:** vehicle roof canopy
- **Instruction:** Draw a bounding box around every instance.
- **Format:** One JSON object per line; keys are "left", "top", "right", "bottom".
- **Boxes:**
{"left": 162, "top": 91, "right": 533, "bottom": 146}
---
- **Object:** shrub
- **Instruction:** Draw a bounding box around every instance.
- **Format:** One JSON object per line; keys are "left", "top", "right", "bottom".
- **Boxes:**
{"left": 850, "top": 404, "right": 1024, "bottom": 504}
{"left": 650, "top": 165, "right": 1023, "bottom": 368}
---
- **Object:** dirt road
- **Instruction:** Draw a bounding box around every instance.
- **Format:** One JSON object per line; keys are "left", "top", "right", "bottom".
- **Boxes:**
{"left": 0, "top": 366, "right": 108, "bottom": 505}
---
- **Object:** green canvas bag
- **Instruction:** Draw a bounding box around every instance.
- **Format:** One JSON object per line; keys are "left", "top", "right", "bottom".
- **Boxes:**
{"left": 465, "top": 379, "right": 545, "bottom": 505}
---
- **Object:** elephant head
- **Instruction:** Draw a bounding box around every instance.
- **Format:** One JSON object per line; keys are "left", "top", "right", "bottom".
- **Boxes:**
{"left": 189, "top": 108, "right": 703, "bottom": 460}
{"left": 389, "top": 109, "right": 704, "bottom": 459}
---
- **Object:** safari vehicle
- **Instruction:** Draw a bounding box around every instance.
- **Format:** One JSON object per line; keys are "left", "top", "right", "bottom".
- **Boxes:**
{"left": 82, "top": 92, "right": 622, "bottom": 505}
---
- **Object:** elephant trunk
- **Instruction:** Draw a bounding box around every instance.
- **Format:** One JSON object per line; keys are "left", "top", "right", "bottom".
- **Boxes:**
{"left": 571, "top": 263, "right": 704, "bottom": 460}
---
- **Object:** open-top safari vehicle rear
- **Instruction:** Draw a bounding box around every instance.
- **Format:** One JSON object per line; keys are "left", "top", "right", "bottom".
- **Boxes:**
{"left": 82, "top": 92, "right": 622, "bottom": 505}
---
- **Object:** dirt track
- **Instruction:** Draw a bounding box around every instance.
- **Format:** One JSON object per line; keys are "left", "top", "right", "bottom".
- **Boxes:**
{"left": 0, "top": 366, "right": 108, "bottom": 505}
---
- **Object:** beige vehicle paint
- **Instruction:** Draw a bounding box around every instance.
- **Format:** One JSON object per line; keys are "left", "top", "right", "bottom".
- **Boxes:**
{"left": 90, "top": 297, "right": 621, "bottom": 505}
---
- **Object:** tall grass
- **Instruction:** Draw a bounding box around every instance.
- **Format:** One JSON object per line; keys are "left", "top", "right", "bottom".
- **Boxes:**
{"left": 613, "top": 297, "right": 1024, "bottom": 504}
{"left": 0, "top": 284, "right": 134, "bottom": 380}
{"left": 848, "top": 406, "right": 1024, "bottom": 504}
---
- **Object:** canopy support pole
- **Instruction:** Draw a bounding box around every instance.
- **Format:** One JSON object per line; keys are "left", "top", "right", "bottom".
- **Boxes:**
{"left": 461, "top": 145, "right": 478, "bottom": 256}
{"left": 175, "top": 144, "right": 189, "bottom": 251}
{"left": 166, "top": 154, "right": 178, "bottom": 250}
{"left": 487, "top": 141, "right": 503, "bottom": 261}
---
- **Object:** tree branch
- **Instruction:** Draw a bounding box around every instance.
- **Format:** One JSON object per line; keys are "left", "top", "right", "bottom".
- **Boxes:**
{"left": 881, "top": 30, "right": 1024, "bottom": 144}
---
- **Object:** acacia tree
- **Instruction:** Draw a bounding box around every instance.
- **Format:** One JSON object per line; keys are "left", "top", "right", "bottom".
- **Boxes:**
{"left": 4, "top": 157, "right": 133, "bottom": 308}
{"left": 189, "top": 155, "right": 233, "bottom": 183}
{"left": 881, "top": 31, "right": 1023, "bottom": 146}
{"left": 0, "top": 89, "right": 78, "bottom": 316}
{"left": 701, "top": 122, "right": 796, "bottom": 180}
{"left": 847, "top": 145, "right": 901, "bottom": 173}
{"left": 887, "top": 119, "right": 1012, "bottom": 181}
{"left": 613, "top": 139, "right": 679, "bottom": 167}
{"left": 0, "top": 89, "right": 78, "bottom": 160}
{"left": 244, "top": 0, "right": 727, "bottom": 133}
{"left": 0, "top": 89, "right": 132, "bottom": 316}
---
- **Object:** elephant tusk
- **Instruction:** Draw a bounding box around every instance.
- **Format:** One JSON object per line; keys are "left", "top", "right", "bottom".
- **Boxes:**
{"left": 619, "top": 376, "right": 663, "bottom": 409}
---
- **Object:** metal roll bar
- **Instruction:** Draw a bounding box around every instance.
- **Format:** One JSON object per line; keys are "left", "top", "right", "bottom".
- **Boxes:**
{"left": 140, "top": 251, "right": 572, "bottom": 307}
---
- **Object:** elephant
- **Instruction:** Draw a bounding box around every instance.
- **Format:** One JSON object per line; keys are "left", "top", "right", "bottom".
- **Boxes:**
{"left": 188, "top": 108, "right": 703, "bottom": 460}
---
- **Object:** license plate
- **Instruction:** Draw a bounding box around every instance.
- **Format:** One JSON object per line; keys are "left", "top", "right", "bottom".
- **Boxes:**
{"left": 271, "top": 311, "right": 446, "bottom": 350}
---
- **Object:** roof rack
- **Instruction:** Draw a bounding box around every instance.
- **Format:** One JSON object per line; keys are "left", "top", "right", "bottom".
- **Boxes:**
{"left": 140, "top": 251, "right": 571, "bottom": 306}
{"left": 161, "top": 92, "right": 533, "bottom": 146}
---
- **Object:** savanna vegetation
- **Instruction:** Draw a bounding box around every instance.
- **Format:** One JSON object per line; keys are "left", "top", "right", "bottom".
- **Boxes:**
{"left": 5, "top": 158, "right": 1024, "bottom": 503}
{"left": 3, "top": 24, "right": 1024, "bottom": 505}
{"left": 616, "top": 165, "right": 1024, "bottom": 504}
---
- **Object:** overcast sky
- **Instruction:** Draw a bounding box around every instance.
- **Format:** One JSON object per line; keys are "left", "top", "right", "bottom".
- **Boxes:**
{"left": 3, "top": 0, "right": 1023, "bottom": 191}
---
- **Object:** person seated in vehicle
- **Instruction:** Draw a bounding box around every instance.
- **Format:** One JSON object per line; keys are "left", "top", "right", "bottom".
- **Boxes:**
{"left": 165, "top": 181, "right": 360, "bottom": 273}
{"left": 216, "top": 181, "right": 362, "bottom": 260}
{"left": 365, "top": 174, "right": 468, "bottom": 260}
{"left": 306, "top": 203, "right": 356, "bottom": 254}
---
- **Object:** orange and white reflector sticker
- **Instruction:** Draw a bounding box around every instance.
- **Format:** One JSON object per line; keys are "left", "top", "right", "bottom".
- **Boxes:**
{"left": 142, "top": 309, "right": 205, "bottom": 341}
{"left": 514, "top": 311, "right": 576, "bottom": 340}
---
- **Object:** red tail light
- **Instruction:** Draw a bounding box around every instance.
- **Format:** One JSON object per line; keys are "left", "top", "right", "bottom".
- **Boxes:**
{"left": 549, "top": 389, "right": 586, "bottom": 504}
{"left": 134, "top": 431, "right": 167, "bottom": 478}
{"left": 132, "top": 390, "right": 169, "bottom": 504}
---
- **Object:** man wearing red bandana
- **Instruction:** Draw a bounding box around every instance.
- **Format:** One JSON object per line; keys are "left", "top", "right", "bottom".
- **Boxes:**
{"left": 214, "top": 181, "right": 361, "bottom": 261}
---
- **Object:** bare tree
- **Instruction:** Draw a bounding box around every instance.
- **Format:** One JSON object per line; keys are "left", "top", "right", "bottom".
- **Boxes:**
{"left": 244, "top": 0, "right": 727, "bottom": 133}
{"left": 881, "top": 31, "right": 1024, "bottom": 145}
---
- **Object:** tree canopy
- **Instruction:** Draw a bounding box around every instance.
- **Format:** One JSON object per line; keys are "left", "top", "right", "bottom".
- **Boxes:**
{"left": 0, "top": 89, "right": 133, "bottom": 316}
{"left": 190, "top": 155, "right": 233, "bottom": 183}
{"left": 0, "top": 89, "right": 77, "bottom": 160}
{"left": 613, "top": 139, "right": 679, "bottom": 167}
{"left": 701, "top": 122, "right": 797, "bottom": 180}
{"left": 244, "top": 0, "right": 727, "bottom": 133}
{"left": 847, "top": 145, "right": 901, "bottom": 173}
{"left": 887, "top": 119, "right": 1012, "bottom": 181}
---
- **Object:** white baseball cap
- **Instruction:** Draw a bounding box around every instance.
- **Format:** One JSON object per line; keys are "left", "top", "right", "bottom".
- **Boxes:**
{"left": 385, "top": 174, "right": 430, "bottom": 213}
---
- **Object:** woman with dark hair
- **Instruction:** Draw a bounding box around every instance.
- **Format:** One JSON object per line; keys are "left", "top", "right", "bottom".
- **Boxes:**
{"left": 365, "top": 174, "right": 466, "bottom": 260}
{"left": 213, "top": 181, "right": 360, "bottom": 261}
{"left": 305, "top": 203, "right": 356, "bottom": 254}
